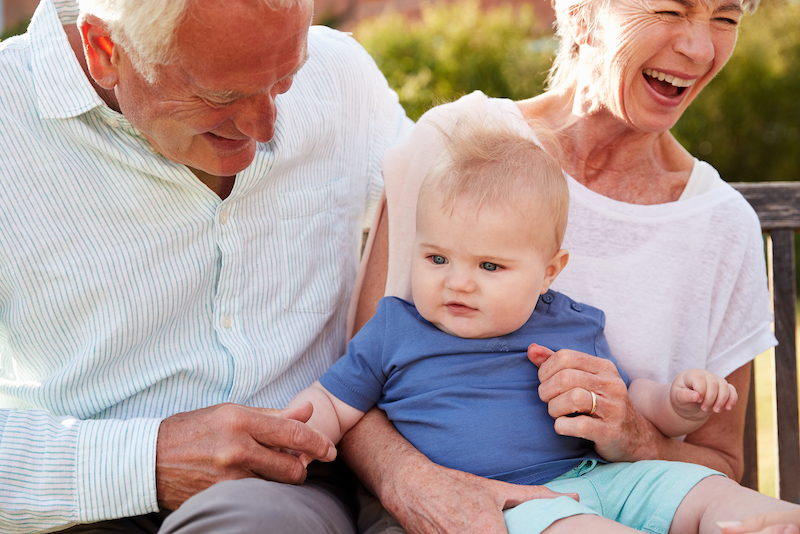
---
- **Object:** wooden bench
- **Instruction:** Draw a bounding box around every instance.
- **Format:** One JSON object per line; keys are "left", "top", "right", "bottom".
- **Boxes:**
{"left": 732, "top": 182, "right": 800, "bottom": 504}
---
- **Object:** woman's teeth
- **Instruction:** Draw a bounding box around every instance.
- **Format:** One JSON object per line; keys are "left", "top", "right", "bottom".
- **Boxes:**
{"left": 643, "top": 69, "right": 694, "bottom": 88}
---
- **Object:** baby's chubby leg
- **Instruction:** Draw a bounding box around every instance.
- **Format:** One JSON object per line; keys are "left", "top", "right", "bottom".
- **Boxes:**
{"left": 670, "top": 476, "right": 799, "bottom": 534}
{"left": 543, "top": 514, "right": 642, "bottom": 533}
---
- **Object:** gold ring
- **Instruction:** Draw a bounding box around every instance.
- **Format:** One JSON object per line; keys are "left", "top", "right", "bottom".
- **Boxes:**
{"left": 589, "top": 391, "right": 597, "bottom": 415}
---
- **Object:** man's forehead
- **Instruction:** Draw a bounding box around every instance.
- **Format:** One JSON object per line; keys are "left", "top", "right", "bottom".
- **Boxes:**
{"left": 192, "top": 50, "right": 311, "bottom": 101}
{"left": 171, "top": 1, "right": 312, "bottom": 95}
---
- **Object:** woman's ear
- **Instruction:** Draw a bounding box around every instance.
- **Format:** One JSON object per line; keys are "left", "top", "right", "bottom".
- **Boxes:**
{"left": 568, "top": 5, "right": 592, "bottom": 46}
{"left": 80, "top": 14, "right": 119, "bottom": 89}
{"left": 540, "top": 249, "right": 569, "bottom": 294}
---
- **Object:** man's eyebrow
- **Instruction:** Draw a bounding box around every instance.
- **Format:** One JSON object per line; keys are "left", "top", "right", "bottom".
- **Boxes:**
{"left": 201, "top": 51, "right": 311, "bottom": 102}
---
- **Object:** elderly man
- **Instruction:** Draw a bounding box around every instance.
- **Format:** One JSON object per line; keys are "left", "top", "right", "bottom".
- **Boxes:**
{"left": 0, "top": 0, "right": 410, "bottom": 531}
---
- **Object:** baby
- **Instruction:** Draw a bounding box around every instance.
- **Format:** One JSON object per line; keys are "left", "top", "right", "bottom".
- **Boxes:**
{"left": 288, "top": 115, "right": 797, "bottom": 533}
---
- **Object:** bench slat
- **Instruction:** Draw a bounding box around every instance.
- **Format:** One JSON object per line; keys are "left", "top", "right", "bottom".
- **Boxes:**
{"left": 732, "top": 182, "right": 800, "bottom": 504}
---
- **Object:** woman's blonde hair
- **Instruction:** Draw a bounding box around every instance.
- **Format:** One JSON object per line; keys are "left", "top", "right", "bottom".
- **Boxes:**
{"left": 78, "top": 0, "right": 307, "bottom": 83}
{"left": 420, "top": 114, "right": 569, "bottom": 256}
{"left": 546, "top": 0, "right": 760, "bottom": 90}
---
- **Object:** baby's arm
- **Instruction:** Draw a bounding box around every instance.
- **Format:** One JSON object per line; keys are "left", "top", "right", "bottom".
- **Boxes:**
{"left": 628, "top": 369, "right": 737, "bottom": 437}
{"left": 286, "top": 381, "right": 367, "bottom": 446}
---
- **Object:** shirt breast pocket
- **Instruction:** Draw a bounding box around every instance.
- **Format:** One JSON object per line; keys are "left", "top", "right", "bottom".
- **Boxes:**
{"left": 275, "top": 177, "right": 349, "bottom": 314}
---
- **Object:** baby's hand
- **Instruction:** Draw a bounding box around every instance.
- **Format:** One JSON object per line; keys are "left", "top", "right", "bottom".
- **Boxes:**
{"left": 670, "top": 368, "right": 737, "bottom": 421}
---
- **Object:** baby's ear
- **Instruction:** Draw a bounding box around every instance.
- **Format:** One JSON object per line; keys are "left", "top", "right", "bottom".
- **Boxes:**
{"left": 80, "top": 14, "right": 119, "bottom": 89}
{"left": 540, "top": 249, "right": 569, "bottom": 294}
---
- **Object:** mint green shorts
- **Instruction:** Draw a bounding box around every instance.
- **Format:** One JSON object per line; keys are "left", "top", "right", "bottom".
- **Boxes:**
{"left": 503, "top": 460, "right": 723, "bottom": 534}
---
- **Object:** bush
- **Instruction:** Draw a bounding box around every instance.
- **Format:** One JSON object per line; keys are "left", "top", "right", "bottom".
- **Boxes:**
{"left": 353, "top": 0, "right": 555, "bottom": 121}
{"left": 0, "top": 18, "right": 30, "bottom": 41}
{"left": 672, "top": 0, "right": 800, "bottom": 184}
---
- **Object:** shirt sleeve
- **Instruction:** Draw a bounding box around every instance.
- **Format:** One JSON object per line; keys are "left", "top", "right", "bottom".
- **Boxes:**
{"left": 0, "top": 410, "right": 161, "bottom": 533}
{"left": 593, "top": 311, "right": 631, "bottom": 387}
{"left": 320, "top": 299, "right": 390, "bottom": 412}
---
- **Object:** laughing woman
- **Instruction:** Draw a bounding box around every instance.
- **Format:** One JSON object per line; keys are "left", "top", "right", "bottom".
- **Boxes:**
{"left": 338, "top": 0, "right": 783, "bottom": 532}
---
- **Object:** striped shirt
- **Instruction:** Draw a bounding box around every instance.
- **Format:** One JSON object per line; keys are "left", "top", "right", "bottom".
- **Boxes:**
{"left": 0, "top": 0, "right": 411, "bottom": 531}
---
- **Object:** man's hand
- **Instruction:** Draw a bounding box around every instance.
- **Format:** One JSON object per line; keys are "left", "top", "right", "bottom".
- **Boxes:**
{"left": 155, "top": 402, "right": 336, "bottom": 511}
{"left": 718, "top": 510, "right": 800, "bottom": 534}
{"left": 528, "top": 343, "right": 658, "bottom": 462}
{"left": 378, "top": 458, "right": 577, "bottom": 534}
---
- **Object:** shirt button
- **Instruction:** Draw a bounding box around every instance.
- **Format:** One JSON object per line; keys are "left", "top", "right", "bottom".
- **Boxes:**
{"left": 542, "top": 294, "right": 554, "bottom": 304}
{"left": 571, "top": 303, "right": 582, "bottom": 312}
{"left": 221, "top": 315, "right": 233, "bottom": 329}
{"left": 219, "top": 210, "right": 229, "bottom": 225}
{"left": 104, "top": 117, "right": 120, "bottom": 128}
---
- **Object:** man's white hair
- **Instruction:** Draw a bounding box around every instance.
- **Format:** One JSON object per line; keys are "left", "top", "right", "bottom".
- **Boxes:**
{"left": 78, "top": 0, "right": 306, "bottom": 83}
{"left": 546, "top": 0, "right": 760, "bottom": 90}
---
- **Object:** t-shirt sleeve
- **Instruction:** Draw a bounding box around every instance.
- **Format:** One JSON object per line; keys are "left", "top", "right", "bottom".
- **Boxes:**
{"left": 705, "top": 198, "right": 777, "bottom": 380}
{"left": 320, "top": 298, "right": 390, "bottom": 412}
{"left": 594, "top": 311, "right": 630, "bottom": 387}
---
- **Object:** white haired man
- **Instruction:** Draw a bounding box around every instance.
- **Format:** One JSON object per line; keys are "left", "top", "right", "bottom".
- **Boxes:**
{"left": 0, "top": 0, "right": 410, "bottom": 532}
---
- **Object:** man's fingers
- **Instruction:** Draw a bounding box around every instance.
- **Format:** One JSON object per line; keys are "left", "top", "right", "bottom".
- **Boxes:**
{"left": 718, "top": 511, "right": 800, "bottom": 534}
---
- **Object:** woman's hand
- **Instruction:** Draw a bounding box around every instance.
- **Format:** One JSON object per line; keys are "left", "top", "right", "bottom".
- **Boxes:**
{"left": 527, "top": 343, "right": 659, "bottom": 462}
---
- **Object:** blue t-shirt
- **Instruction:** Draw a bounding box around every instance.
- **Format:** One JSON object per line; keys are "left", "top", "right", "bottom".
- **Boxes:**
{"left": 320, "top": 290, "right": 630, "bottom": 485}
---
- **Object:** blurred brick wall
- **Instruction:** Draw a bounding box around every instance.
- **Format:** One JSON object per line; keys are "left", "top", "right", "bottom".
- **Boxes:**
{"left": 316, "top": 0, "right": 554, "bottom": 31}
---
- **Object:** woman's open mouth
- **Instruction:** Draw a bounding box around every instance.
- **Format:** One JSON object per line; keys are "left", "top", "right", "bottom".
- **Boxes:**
{"left": 643, "top": 69, "right": 694, "bottom": 98}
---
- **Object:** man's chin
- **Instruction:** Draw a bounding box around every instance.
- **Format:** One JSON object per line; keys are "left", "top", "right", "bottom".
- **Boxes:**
{"left": 191, "top": 152, "right": 257, "bottom": 179}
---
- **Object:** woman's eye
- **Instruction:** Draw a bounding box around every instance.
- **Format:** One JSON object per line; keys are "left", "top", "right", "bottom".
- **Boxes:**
{"left": 481, "top": 262, "right": 499, "bottom": 271}
{"left": 431, "top": 255, "right": 447, "bottom": 265}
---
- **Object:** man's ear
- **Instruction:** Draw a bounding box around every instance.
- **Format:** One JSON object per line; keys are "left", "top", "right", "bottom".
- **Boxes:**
{"left": 540, "top": 249, "right": 569, "bottom": 294}
{"left": 80, "top": 14, "right": 118, "bottom": 89}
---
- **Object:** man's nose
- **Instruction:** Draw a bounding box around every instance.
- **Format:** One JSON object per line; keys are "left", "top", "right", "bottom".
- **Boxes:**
{"left": 234, "top": 93, "right": 277, "bottom": 143}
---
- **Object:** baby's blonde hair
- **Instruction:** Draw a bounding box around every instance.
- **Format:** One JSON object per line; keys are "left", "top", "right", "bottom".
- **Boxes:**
{"left": 420, "top": 114, "right": 569, "bottom": 257}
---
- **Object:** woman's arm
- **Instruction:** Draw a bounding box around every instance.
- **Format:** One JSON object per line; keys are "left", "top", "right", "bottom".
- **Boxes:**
{"left": 530, "top": 343, "right": 750, "bottom": 480}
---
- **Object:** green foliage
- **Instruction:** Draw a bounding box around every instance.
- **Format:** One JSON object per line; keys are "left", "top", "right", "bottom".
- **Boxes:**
{"left": 1, "top": 18, "right": 31, "bottom": 41}
{"left": 353, "top": 0, "right": 555, "bottom": 121}
{"left": 672, "top": 0, "right": 800, "bottom": 183}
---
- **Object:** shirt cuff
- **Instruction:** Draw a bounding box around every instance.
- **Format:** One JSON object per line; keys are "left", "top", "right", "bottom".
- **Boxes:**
{"left": 76, "top": 417, "right": 162, "bottom": 523}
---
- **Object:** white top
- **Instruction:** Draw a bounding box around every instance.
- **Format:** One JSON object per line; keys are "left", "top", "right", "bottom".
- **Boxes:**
{"left": 0, "top": 0, "right": 411, "bottom": 531}
{"left": 381, "top": 90, "right": 775, "bottom": 385}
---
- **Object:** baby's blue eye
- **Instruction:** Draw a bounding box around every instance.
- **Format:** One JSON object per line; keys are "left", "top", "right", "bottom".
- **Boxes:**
{"left": 481, "top": 262, "right": 498, "bottom": 271}
{"left": 431, "top": 255, "right": 446, "bottom": 264}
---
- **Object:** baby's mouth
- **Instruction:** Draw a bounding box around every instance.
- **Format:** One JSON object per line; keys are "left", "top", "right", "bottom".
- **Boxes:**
{"left": 643, "top": 69, "right": 694, "bottom": 97}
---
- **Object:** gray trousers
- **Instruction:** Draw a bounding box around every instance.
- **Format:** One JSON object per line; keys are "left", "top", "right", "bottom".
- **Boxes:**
{"left": 61, "top": 460, "right": 356, "bottom": 534}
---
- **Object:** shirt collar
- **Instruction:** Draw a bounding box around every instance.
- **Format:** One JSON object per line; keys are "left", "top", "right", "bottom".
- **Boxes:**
{"left": 30, "top": 0, "right": 106, "bottom": 119}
